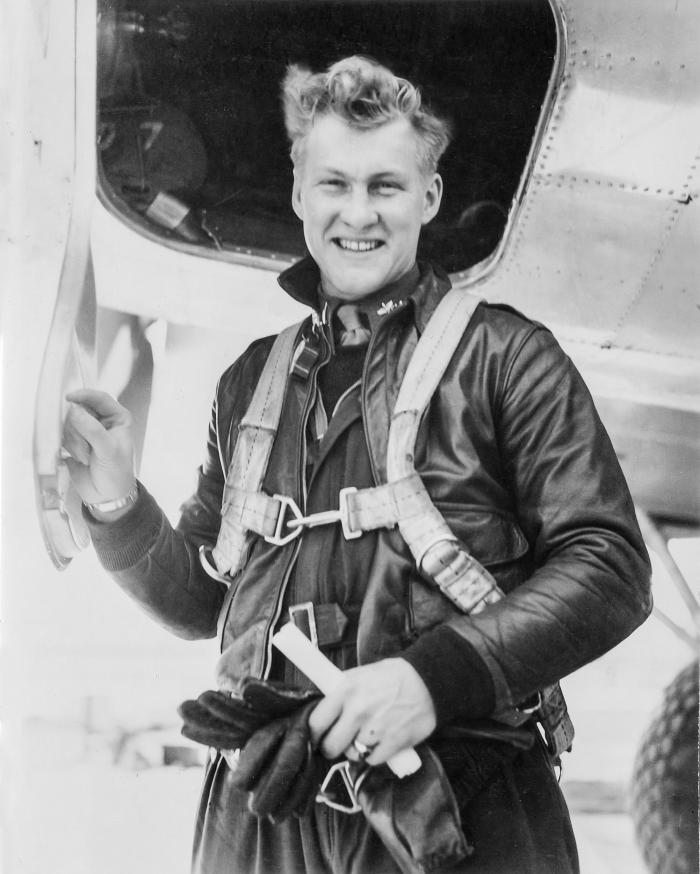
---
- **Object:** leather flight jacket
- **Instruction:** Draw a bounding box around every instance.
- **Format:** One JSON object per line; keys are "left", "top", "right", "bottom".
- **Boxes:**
{"left": 92, "top": 258, "right": 651, "bottom": 725}
{"left": 170, "top": 257, "right": 652, "bottom": 721}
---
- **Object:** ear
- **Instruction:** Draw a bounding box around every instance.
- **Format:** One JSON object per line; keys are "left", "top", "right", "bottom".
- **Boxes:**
{"left": 292, "top": 169, "right": 304, "bottom": 221}
{"left": 421, "top": 173, "right": 443, "bottom": 225}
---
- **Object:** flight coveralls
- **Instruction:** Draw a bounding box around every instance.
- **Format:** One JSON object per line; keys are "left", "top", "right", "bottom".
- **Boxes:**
{"left": 87, "top": 258, "right": 652, "bottom": 873}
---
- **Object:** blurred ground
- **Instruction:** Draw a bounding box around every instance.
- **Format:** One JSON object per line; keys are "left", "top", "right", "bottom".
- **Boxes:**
{"left": 4, "top": 754, "right": 648, "bottom": 874}
{"left": 571, "top": 812, "right": 646, "bottom": 874}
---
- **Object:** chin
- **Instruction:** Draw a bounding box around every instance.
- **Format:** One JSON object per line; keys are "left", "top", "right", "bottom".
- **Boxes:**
{"left": 334, "top": 284, "right": 382, "bottom": 301}
{"left": 328, "top": 270, "right": 388, "bottom": 300}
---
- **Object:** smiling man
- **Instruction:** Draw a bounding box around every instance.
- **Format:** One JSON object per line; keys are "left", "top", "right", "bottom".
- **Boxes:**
{"left": 64, "top": 57, "right": 651, "bottom": 874}
{"left": 291, "top": 111, "right": 442, "bottom": 300}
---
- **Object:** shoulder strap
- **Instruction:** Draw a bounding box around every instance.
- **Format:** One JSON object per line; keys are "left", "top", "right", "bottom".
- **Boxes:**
{"left": 211, "top": 321, "right": 303, "bottom": 576}
{"left": 391, "top": 287, "right": 484, "bottom": 441}
{"left": 385, "top": 289, "right": 484, "bottom": 570}
{"left": 384, "top": 289, "right": 574, "bottom": 757}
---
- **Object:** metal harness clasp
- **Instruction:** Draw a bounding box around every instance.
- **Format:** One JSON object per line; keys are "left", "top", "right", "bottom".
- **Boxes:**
{"left": 264, "top": 487, "right": 362, "bottom": 546}
{"left": 198, "top": 545, "right": 235, "bottom": 584}
{"left": 288, "top": 601, "right": 318, "bottom": 648}
{"left": 315, "top": 760, "right": 370, "bottom": 815}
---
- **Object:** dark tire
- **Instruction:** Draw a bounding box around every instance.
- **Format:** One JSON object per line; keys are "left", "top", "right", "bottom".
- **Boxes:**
{"left": 630, "top": 660, "right": 699, "bottom": 874}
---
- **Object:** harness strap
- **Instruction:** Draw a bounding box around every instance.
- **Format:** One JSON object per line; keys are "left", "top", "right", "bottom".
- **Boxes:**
{"left": 384, "top": 289, "right": 499, "bottom": 611}
{"left": 212, "top": 321, "right": 303, "bottom": 576}
{"left": 222, "top": 473, "right": 457, "bottom": 560}
{"left": 392, "top": 289, "right": 484, "bottom": 434}
{"left": 382, "top": 289, "right": 574, "bottom": 753}
{"left": 206, "top": 288, "right": 574, "bottom": 758}
{"left": 420, "top": 538, "right": 501, "bottom": 614}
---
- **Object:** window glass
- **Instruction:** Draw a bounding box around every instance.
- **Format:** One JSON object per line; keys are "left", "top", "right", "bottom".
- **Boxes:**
{"left": 97, "top": 0, "right": 556, "bottom": 273}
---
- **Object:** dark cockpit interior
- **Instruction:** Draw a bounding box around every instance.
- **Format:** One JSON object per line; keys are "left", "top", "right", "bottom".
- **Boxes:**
{"left": 97, "top": 0, "right": 556, "bottom": 273}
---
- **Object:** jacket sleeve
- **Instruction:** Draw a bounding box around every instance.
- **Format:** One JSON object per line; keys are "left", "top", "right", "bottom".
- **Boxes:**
{"left": 86, "top": 384, "right": 228, "bottom": 640}
{"left": 405, "top": 325, "right": 653, "bottom": 718}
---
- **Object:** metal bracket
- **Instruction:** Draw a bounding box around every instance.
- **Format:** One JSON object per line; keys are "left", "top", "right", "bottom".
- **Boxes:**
{"left": 264, "top": 487, "right": 362, "bottom": 546}
{"left": 315, "top": 761, "right": 364, "bottom": 814}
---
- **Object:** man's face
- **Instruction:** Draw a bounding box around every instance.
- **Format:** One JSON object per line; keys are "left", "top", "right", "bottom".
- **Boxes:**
{"left": 292, "top": 115, "right": 443, "bottom": 300}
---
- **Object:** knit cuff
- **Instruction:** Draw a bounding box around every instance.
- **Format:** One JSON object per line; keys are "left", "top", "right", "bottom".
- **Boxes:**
{"left": 401, "top": 626, "right": 496, "bottom": 727}
{"left": 83, "top": 482, "right": 163, "bottom": 572}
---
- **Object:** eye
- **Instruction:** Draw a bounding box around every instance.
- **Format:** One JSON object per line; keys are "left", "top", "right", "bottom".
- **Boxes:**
{"left": 320, "top": 178, "right": 345, "bottom": 190}
{"left": 374, "top": 180, "right": 401, "bottom": 194}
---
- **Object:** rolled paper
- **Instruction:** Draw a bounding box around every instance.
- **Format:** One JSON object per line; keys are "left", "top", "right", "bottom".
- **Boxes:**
{"left": 272, "top": 623, "right": 421, "bottom": 778}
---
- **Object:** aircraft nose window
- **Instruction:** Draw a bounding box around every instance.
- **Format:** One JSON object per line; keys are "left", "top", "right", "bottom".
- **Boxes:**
{"left": 96, "top": 0, "right": 555, "bottom": 275}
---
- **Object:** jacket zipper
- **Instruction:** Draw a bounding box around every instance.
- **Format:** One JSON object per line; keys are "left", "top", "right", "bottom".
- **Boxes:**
{"left": 360, "top": 304, "right": 407, "bottom": 487}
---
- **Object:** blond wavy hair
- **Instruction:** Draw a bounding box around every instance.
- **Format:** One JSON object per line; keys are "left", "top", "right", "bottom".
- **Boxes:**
{"left": 282, "top": 56, "right": 452, "bottom": 175}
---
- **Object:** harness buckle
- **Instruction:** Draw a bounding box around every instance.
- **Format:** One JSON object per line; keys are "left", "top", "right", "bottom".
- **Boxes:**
{"left": 315, "top": 761, "right": 367, "bottom": 814}
{"left": 338, "top": 486, "right": 363, "bottom": 540}
{"left": 288, "top": 601, "right": 319, "bottom": 648}
{"left": 264, "top": 488, "right": 362, "bottom": 546}
{"left": 265, "top": 495, "right": 305, "bottom": 546}
{"left": 198, "top": 545, "right": 235, "bottom": 585}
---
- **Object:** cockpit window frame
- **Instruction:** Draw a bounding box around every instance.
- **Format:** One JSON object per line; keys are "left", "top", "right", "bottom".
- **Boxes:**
{"left": 450, "top": 0, "right": 566, "bottom": 287}
{"left": 95, "top": 0, "right": 566, "bottom": 285}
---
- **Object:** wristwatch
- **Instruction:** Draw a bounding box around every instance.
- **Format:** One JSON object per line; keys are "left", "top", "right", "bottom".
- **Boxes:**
{"left": 84, "top": 484, "right": 139, "bottom": 514}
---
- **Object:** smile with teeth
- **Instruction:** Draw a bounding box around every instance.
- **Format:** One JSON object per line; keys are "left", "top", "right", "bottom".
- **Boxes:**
{"left": 334, "top": 239, "right": 384, "bottom": 252}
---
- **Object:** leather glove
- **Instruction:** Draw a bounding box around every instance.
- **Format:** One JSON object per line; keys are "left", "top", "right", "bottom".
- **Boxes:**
{"left": 229, "top": 699, "right": 323, "bottom": 822}
{"left": 178, "top": 678, "right": 318, "bottom": 752}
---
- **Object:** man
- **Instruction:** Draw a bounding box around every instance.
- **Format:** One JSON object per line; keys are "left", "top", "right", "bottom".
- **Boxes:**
{"left": 63, "top": 57, "right": 651, "bottom": 873}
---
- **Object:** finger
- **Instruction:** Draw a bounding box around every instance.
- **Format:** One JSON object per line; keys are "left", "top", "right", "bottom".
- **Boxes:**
{"left": 181, "top": 724, "right": 249, "bottom": 750}
{"left": 198, "top": 690, "right": 262, "bottom": 733}
{"left": 345, "top": 736, "right": 379, "bottom": 764}
{"left": 307, "top": 694, "right": 343, "bottom": 748}
{"left": 178, "top": 699, "right": 250, "bottom": 748}
{"left": 355, "top": 726, "right": 381, "bottom": 749}
{"left": 362, "top": 734, "right": 406, "bottom": 768}
{"left": 179, "top": 706, "right": 246, "bottom": 749}
{"left": 230, "top": 721, "right": 286, "bottom": 792}
{"left": 317, "top": 710, "right": 361, "bottom": 761}
{"left": 62, "top": 419, "right": 92, "bottom": 465}
{"left": 63, "top": 457, "right": 103, "bottom": 505}
{"left": 249, "top": 726, "right": 308, "bottom": 817}
{"left": 66, "top": 389, "right": 130, "bottom": 424}
{"left": 65, "top": 403, "right": 111, "bottom": 455}
{"left": 344, "top": 743, "right": 361, "bottom": 763}
{"left": 241, "top": 679, "right": 316, "bottom": 717}
{"left": 67, "top": 404, "right": 134, "bottom": 475}
{"left": 272, "top": 744, "right": 316, "bottom": 821}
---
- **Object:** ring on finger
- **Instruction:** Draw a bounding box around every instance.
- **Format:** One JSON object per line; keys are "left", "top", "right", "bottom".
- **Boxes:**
{"left": 352, "top": 739, "right": 378, "bottom": 760}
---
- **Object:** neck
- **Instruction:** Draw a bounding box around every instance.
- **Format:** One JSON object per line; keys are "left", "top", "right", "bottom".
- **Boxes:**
{"left": 320, "top": 263, "right": 421, "bottom": 310}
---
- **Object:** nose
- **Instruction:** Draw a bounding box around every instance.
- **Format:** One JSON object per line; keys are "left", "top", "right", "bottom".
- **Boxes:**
{"left": 339, "top": 187, "right": 378, "bottom": 230}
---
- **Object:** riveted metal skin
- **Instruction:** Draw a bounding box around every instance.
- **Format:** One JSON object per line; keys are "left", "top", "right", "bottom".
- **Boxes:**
{"left": 455, "top": 0, "right": 700, "bottom": 522}
{"left": 464, "top": 0, "right": 699, "bottom": 356}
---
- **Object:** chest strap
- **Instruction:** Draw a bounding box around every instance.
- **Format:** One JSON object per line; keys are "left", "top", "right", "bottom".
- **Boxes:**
{"left": 211, "top": 291, "right": 496, "bottom": 594}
